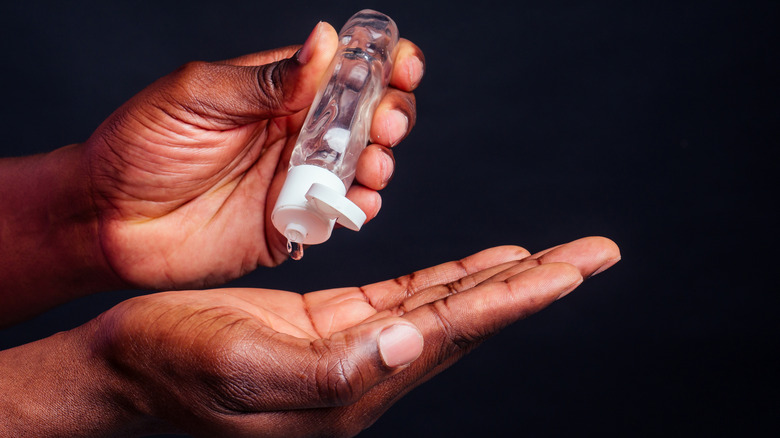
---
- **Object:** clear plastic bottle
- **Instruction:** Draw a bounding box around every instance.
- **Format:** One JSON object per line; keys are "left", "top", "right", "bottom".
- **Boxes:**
{"left": 272, "top": 10, "right": 399, "bottom": 258}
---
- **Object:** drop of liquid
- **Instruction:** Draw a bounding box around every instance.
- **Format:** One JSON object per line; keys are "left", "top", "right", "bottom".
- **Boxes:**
{"left": 287, "top": 240, "right": 304, "bottom": 261}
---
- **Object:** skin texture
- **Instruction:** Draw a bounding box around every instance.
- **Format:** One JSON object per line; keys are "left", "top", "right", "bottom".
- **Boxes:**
{"left": 0, "top": 22, "right": 424, "bottom": 324}
{"left": 87, "top": 22, "right": 419, "bottom": 288}
{"left": 0, "top": 19, "right": 622, "bottom": 438}
{"left": 0, "top": 237, "right": 620, "bottom": 437}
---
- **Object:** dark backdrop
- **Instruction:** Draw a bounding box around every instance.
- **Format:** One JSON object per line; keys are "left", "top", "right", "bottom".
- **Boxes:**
{"left": 1, "top": 1, "right": 778, "bottom": 436}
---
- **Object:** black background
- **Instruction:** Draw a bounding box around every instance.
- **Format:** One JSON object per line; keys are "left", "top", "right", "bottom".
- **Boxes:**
{"left": 1, "top": 1, "right": 778, "bottom": 436}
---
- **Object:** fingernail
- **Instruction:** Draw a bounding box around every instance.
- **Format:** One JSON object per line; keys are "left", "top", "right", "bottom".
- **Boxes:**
{"left": 297, "top": 22, "right": 322, "bottom": 64}
{"left": 408, "top": 56, "right": 424, "bottom": 88}
{"left": 379, "top": 147, "right": 395, "bottom": 186}
{"left": 378, "top": 324, "right": 423, "bottom": 368}
{"left": 386, "top": 110, "right": 408, "bottom": 147}
{"left": 557, "top": 278, "right": 583, "bottom": 300}
{"left": 588, "top": 257, "right": 622, "bottom": 279}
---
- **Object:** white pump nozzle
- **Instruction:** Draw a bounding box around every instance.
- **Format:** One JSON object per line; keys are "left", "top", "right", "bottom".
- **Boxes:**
{"left": 271, "top": 165, "right": 366, "bottom": 245}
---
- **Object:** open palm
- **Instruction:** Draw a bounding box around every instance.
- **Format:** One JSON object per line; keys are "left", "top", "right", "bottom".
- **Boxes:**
{"left": 98, "top": 237, "right": 619, "bottom": 437}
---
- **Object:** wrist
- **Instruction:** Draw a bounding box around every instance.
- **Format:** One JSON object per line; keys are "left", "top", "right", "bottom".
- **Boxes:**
{"left": 0, "top": 144, "right": 124, "bottom": 325}
{"left": 0, "top": 318, "right": 165, "bottom": 437}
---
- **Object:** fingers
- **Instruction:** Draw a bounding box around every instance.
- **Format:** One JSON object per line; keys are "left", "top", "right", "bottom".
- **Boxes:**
{"left": 531, "top": 236, "right": 621, "bottom": 280}
{"left": 406, "top": 262, "right": 582, "bottom": 356}
{"left": 352, "top": 89, "right": 415, "bottom": 212}
{"left": 357, "top": 89, "right": 416, "bottom": 192}
{"left": 155, "top": 26, "right": 423, "bottom": 135}
{"left": 396, "top": 259, "right": 543, "bottom": 312}
{"left": 390, "top": 39, "right": 425, "bottom": 92}
{"left": 405, "top": 236, "right": 622, "bottom": 308}
{"left": 355, "top": 145, "right": 395, "bottom": 190}
{"left": 344, "top": 184, "right": 382, "bottom": 224}
{"left": 320, "top": 261, "right": 584, "bottom": 432}
{"left": 361, "top": 246, "right": 532, "bottom": 311}
{"left": 358, "top": 236, "right": 621, "bottom": 319}
{"left": 213, "top": 33, "right": 422, "bottom": 132}
{"left": 356, "top": 42, "right": 422, "bottom": 190}
{"left": 369, "top": 88, "right": 416, "bottom": 148}
{"left": 217, "top": 238, "right": 617, "bottom": 435}
{"left": 221, "top": 33, "right": 425, "bottom": 94}
{"left": 358, "top": 239, "right": 620, "bottom": 416}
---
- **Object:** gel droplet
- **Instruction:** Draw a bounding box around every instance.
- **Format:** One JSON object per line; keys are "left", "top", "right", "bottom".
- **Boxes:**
{"left": 287, "top": 240, "right": 304, "bottom": 261}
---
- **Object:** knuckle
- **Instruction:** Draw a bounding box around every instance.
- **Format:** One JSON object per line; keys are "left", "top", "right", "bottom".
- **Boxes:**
{"left": 254, "top": 61, "right": 288, "bottom": 111}
{"left": 385, "top": 91, "right": 416, "bottom": 126}
{"left": 386, "top": 89, "right": 416, "bottom": 112}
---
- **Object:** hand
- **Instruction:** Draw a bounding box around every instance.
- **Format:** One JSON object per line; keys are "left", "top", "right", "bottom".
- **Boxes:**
{"left": 84, "top": 237, "right": 618, "bottom": 437}
{"left": 84, "top": 22, "right": 424, "bottom": 289}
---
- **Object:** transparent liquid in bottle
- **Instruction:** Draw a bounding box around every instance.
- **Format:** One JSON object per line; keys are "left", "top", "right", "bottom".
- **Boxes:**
{"left": 289, "top": 10, "right": 399, "bottom": 189}
{"left": 276, "top": 10, "right": 399, "bottom": 259}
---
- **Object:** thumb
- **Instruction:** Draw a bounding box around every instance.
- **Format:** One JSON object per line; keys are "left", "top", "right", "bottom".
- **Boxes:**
{"left": 152, "top": 22, "right": 338, "bottom": 126}
{"left": 250, "top": 21, "right": 339, "bottom": 117}
{"left": 301, "top": 317, "right": 424, "bottom": 408}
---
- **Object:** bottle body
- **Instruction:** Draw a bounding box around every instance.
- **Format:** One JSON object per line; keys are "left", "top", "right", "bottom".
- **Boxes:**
{"left": 289, "top": 10, "right": 399, "bottom": 188}
{"left": 272, "top": 10, "right": 399, "bottom": 250}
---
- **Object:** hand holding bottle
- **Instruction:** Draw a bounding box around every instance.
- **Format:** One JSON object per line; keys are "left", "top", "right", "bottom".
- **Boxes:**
{"left": 85, "top": 19, "right": 422, "bottom": 289}
{"left": 0, "top": 18, "right": 423, "bottom": 322}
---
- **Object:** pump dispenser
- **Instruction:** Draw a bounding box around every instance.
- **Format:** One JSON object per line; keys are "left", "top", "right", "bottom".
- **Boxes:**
{"left": 272, "top": 10, "right": 399, "bottom": 259}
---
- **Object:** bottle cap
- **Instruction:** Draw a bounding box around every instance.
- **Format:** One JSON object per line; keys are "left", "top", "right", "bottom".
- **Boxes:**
{"left": 271, "top": 165, "right": 367, "bottom": 245}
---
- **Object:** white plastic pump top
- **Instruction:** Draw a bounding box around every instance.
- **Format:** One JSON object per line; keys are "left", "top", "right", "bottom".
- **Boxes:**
{"left": 271, "top": 9, "right": 399, "bottom": 252}
{"left": 272, "top": 165, "right": 366, "bottom": 245}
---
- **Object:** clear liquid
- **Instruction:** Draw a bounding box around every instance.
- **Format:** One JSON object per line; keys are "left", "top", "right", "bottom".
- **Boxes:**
{"left": 288, "top": 10, "right": 398, "bottom": 190}
{"left": 287, "top": 240, "right": 304, "bottom": 261}
{"left": 289, "top": 50, "right": 382, "bottom": 189}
